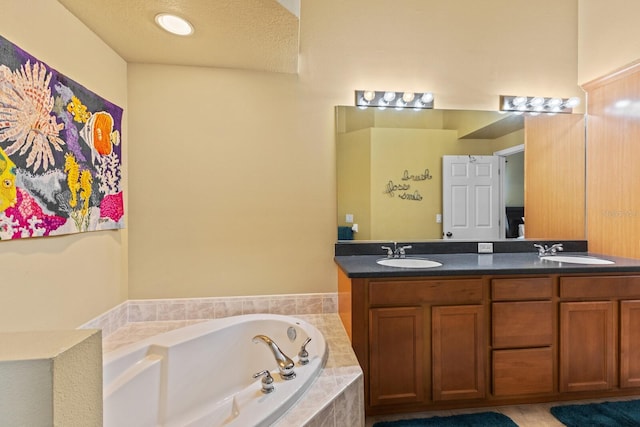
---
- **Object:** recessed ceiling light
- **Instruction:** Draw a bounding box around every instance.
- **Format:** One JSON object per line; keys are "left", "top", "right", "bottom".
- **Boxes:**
{"left": 155, "top": 13, "right": 194, "bottom": 36}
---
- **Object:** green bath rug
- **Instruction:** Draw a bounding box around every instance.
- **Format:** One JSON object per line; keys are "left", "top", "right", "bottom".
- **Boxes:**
{"left": 372, "top": 411, "right": 518, "bottom": 427}
{"left": 550, "top": 399, "right": 640, "bottom": 426}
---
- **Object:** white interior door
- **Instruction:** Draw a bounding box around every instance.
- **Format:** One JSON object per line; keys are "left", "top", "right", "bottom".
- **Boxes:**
{"left": 442, "top": 155, "right": 501, "bottom": 240}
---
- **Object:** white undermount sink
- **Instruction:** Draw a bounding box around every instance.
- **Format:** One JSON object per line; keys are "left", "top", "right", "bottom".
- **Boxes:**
{"left": 376, "top": 258, "right": 443, "bottom": 268}
{"left": 540, "top": 255, "right": 614, "bottom": 265}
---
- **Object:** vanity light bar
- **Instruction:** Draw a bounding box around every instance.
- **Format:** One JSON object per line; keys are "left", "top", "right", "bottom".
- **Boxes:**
{"left": 500, "top": 95, "right": 580, "bottom": 114}
{"left": 355, "top": 90, "right": 434, "bottom": 110}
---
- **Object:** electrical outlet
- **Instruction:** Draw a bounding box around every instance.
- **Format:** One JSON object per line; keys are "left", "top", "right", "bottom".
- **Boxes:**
{"left": 345, "top": 214, "right": 354, "bottom": 223}
{"left": 478, "top": 242, "right": 493, "bottom": 253}
{"left": 436, "top": 213, "right": 442, "bottom": 223}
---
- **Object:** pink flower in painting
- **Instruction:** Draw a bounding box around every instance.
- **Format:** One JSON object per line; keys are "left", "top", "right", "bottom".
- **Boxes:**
{"left": 4, "top": 187, "right": 65, "bottom": 238}
{"left": 100, "top": 192, "right": 124, "bottom": 222}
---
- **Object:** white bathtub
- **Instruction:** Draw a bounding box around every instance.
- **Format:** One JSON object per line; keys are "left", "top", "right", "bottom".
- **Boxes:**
{"left": 103, "top": 314, "right": 328, "bottom": 427}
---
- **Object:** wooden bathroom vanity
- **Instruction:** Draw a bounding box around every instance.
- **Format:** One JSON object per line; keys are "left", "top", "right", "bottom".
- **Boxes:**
{"left": 334, "top": 245, "right": 640, "bottom": 416}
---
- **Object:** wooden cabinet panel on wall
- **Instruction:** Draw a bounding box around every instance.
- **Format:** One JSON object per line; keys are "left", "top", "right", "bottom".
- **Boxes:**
{"left": 559, "top": 301, "right": 615, "bottom": 392}
{"left": 583, "top": 63, "right": 640, "bottom": 259}
{"left": 369, "top": 306, "right": 424, "bottom": 407}
{"left": 620, "top": 300, "right": 640, "bottom": 388}
{"left": 432, "top": 305, "right": 485, "bottom": 401}
{"left": 524, "top": 113, "right": 585, "bottom": 240}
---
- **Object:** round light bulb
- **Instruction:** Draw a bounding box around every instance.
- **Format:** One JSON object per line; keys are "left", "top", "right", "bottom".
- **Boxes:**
{"left": 420, "top": 92, "right": 434, "bottom": 104}
{"left": 155, "top": 13, "right": 194, "bottom": 36}
{"left": 383, "top": 92, "right": 396, "bottom": 102}
{"left": 546, "top": 98, "right": 563, "bottom": 108}
{"left": 512, "top": 96, "right": 527, "bottom": 106}
{"left": 530, "top": 97, "right": 545, "bottom": 107}
{"left": 363, "top": 91, "right": 376, "bottom": 102}
{"left": 402, "top": 92, "right": 415, "bottom": 103}
{"left": 564, "top": 97, "right": 580, "bottom": 108}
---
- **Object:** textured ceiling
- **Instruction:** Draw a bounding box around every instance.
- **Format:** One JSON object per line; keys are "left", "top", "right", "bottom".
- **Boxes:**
{"left": 57, "top": 0, "right": 299, "bottom": 73}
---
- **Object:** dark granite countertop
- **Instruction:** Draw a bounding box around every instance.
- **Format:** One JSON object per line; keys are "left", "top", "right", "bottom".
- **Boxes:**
{"left": 334, "top": 252, "right": 640, "bottom": 278}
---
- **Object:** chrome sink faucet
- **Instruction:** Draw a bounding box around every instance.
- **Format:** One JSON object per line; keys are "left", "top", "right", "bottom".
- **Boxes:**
{"left": 534, "top": 243, "right": 564, "bottom": 256}
{"left": 253, "top": 335, "right": 296, "bottom": 380}
{"left": 381, "top": 242, "right": 413, "bottom": 258}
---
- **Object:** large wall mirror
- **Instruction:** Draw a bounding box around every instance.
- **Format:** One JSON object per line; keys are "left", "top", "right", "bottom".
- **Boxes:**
{"left": 336, "top": 105, "right": 586, "bottom": 242}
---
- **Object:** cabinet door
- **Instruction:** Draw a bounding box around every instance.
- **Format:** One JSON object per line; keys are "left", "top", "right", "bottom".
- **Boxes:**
{"left": 432, "top": 305, "right": 485, "bottom": 401}
{"left": 369, "top": 307, "right": 424, "bottom": 407}
{"left": 621, "top": 300, "right": 640, "bottom": 388}
{"left": 559, "top": 301, "right": 615, "bottom": 392}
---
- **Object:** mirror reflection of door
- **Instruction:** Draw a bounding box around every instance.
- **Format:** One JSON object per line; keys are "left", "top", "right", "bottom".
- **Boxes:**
{"left": 442, "top": 155, "right": 501, "bottom": 240}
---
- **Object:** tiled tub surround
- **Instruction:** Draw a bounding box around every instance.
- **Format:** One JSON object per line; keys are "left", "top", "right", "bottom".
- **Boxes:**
{"left": 81, "top": 293, "right": 338, "bottom": 338}
{"left": 84, "top": 293, "right": 364, "bottom": 427}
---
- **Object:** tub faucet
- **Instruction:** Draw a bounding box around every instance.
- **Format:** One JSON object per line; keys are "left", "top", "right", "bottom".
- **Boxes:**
{"left": 534, "top": 243, "right": 564, "bottom": 256}
{"left": 253, "top": 335, "right": 296, "bottom": 380}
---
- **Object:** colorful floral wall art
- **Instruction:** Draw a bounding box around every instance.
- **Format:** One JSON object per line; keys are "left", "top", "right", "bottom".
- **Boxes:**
{"left": 0, "top": 35, "right": 124, "bottom": 240}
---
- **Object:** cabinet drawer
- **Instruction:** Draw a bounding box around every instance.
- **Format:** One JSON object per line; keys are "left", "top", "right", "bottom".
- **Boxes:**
{"left": 369, "top": 278, "right": 483, "bottom": 306}
{"left": 492, "top": 301, "right": 553, "bottom": 348}
{"left": 493, "top": 348, "right": 554, "bottom": 396}
{"left": 492, "top": 277, "right": 553, "bottom": 301}
{"left": 560, "top": 275, "right": 640, "bottom": 299}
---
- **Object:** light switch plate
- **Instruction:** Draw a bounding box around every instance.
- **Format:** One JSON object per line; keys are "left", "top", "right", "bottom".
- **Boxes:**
{"left": 478, "top": 242, "right": 493, "bottom": 253}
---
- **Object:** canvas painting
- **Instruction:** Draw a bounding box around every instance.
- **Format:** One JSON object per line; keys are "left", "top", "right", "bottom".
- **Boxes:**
{"left": 0, "top": 34, "right": 124, "bottom": 240}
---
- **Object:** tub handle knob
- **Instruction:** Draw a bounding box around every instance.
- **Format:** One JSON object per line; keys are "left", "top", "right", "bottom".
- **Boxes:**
{"left": 252, "top": 370, "right": 275, "bottom": 394}
{"left": 298, "top": 337, "right": 312, "bottom": 365}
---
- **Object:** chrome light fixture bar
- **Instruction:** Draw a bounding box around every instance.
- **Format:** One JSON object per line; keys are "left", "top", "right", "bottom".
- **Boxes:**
{"left": 355, "top": 90, "right": 434, "bottom": 110}
{"left": 500, "top": 95, "right": 580, "bottom": 114}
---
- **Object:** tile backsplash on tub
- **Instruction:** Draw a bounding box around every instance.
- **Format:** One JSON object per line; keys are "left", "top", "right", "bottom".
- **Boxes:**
{"left": 80, "top": 293, "right": 338, "bottom": 338}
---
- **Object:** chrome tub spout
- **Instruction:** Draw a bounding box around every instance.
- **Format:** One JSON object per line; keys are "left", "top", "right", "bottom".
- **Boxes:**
{"left": 253, "top": 334, "right": 296, "bottom": 380}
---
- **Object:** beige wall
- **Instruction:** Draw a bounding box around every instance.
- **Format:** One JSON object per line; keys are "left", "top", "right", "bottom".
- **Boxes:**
{"left": 0, "top": 0, "right": 128, "bottom": 331}
{"left": 0, "top": 330, "right": 102, "bottom": 425}
{"left": 337, "top": 129, "right": 371, "bottom": 239}
{"left": 578, "top": 0, "right": 640, "bottom": 84}
{"left": 370, "top": 128, "right": 457, "bottom": 241}
{"left": 127, "top": 0, "right": 582, "bottom": 299}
